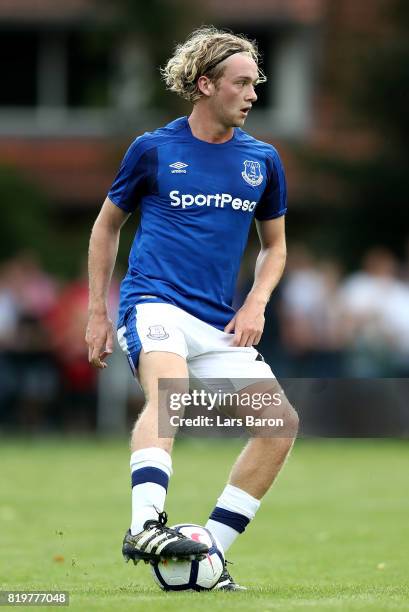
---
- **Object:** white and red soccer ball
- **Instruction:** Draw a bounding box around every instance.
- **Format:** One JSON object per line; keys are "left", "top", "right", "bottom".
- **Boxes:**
{"left": 151, "top": 524, "right": 225, "bottom": 591}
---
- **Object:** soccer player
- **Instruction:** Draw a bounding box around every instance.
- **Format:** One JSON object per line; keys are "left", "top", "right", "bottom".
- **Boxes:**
{"left": 86, "top": 26, "right": 298, "bottom": 590}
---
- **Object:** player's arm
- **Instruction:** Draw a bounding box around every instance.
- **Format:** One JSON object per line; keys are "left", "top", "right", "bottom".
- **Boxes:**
{"left": 86, "top": 197, "right": 130, "bottom": 368}
{"left": 225, "top": 215, "right": 286, "bottom": 347}
{"left": 250, "top": 214, "right": 287, "bottom": 306}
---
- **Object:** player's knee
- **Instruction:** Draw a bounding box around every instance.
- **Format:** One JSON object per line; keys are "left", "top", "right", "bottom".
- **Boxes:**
{"left": 259, "top": 392, "right": 298, "bottom": 439}
{"left": 283, "top": 402, "right": 299, "bottom": 437}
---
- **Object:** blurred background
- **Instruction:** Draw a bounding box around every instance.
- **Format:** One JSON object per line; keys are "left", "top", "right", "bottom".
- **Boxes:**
{"left": 0, "top": 0, "right": 408, "bottom": 434}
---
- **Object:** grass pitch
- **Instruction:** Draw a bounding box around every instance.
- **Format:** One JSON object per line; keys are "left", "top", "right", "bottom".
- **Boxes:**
{"left": 1, "top": 437, "right": 408, "bottom": 610}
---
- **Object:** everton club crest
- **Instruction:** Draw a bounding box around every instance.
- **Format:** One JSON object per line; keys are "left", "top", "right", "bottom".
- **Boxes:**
{"left": 241, "top": 160, "right": 263, "bottom": 187}
{"left": 147, "top": 325, "right": 169, "bottom": 340}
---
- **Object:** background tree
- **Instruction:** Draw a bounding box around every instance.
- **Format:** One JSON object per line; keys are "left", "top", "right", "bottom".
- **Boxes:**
{"left": 294, "top": 0, "right": 409, "bottom": 267}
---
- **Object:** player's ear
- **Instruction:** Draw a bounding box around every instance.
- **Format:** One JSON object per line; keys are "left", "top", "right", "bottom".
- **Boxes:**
{"left": 197, "top": 75, "right": 214, "bottom": 97}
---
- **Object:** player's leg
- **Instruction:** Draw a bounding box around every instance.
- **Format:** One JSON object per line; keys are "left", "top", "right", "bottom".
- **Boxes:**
{"left": 207, "top": 384, "right": 297, "bottom": 590}
{"left": 225, "top": 378, "right": 298, "bottom": 496}
{"left": 129, "top": 350, "right": 187, "bottom": 534}
{"left": 118, "top": 304, "right": 209, "bottom": 563}
{"left": 117, "top": 304, "right": 188, "bottom": 532}
{"left": 123, "top": 350, "right": 209, "bottom": 563}
{"left": 228, "top": 425, "right": 298, "bottom": 498}
{"left": 131, "top": 349, "right": 187, "bottom": 453}
{"left": 184, "top": 316, "right": 298, "bottom": 587}
{"left": 206, "top": 381, "right": 298, "bottom": 557}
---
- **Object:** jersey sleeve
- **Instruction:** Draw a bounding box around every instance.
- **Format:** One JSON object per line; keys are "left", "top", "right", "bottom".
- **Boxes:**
{"left": 107, "top": 136, "right": 155, "bottom": 213}
{"left": 254, "top": 151, "right": 287, "bottom": 221}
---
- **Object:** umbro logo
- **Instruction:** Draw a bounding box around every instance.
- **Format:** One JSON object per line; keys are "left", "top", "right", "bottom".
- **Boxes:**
{"left": 169, "top": 161, "right": 188, "bottom": 174}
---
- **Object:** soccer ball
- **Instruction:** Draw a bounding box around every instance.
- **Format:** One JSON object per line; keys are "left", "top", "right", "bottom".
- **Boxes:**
{"left": 151, "top": 524, "right": 225, "bottom": 591}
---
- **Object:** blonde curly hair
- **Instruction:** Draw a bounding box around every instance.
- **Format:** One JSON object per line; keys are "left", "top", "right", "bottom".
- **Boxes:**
{"left": 161, "top": 26, "right": 266, "bottom": 103}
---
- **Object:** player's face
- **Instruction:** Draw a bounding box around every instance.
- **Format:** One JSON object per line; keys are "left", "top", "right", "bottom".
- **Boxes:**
{"left": 211, "top": 53, "right": 259, "bottom": 128}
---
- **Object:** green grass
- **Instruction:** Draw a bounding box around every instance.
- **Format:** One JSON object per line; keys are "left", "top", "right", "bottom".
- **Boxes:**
{"left": 1, "top": 437, "right": 408, "bottom": 610}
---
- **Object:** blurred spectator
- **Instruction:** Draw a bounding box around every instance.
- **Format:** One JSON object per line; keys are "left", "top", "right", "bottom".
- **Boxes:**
{"left": 0, "top": 263, "right": 20, "bottom": 426}
{"left": 340, "top": 247, "right": 409, "bottom": 376}
{"left": 0, "top": 253, "right": 59, "bottom": 430}
{"left": 46, "top": 270, "right": 96, "bottom": 430}
{"left": 279, "top": 245, "right": 345, "bottom": 376}
{"left": 0, "top": 263, "right": 19, "bottom": 349}
{"left": 45, "top": 263, "right": 119, "bottom": 430}
{"left": 401, "top": 236, "right": 409, "bottom": 283}
{"left": 6, "top": 251, "right": 58, "bottom": 319}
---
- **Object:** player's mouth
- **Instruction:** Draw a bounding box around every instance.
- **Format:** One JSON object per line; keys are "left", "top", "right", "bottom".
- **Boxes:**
{"left": 240, "top": 106, "right": 252, "bottom": 116}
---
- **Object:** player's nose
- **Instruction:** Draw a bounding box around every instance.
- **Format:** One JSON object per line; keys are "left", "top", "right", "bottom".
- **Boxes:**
{"left": 246, "top": 85, "right": 257, "bottom": 102}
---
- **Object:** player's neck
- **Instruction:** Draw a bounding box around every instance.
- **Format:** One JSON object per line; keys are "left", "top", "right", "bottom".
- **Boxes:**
{"left": 188, "top": 107, "right": 234, "bottom": 144}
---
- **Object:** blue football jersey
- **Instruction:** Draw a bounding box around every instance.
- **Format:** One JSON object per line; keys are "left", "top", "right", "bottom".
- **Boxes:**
{"left": 108, "top": 116, "right": 287, "bottom": 330}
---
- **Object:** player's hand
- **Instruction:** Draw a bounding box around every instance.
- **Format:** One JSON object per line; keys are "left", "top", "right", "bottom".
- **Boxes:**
{"left": 224, "top": 299, "right": 265, "bottom": 347}
{"left": 85, "top": 311, "right": 114, "bottom": 369}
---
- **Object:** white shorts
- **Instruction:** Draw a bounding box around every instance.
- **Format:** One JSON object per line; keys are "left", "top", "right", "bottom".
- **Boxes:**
{"left": 117, "top": 302, "right": 275, "bottom": 391}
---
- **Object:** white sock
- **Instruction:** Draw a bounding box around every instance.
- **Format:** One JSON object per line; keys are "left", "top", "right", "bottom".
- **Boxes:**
{"left": 130, "top": 447, "right": 172, "bottom": 535}
{"left": 206, "top": 484, "right": 260, "bottom": 553}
